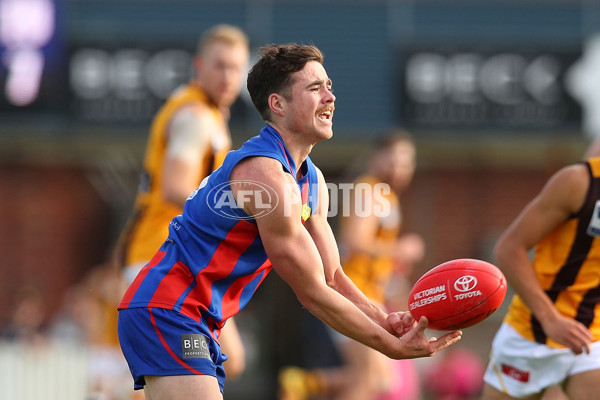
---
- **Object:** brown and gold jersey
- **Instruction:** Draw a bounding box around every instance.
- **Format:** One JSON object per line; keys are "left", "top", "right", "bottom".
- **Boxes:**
{"left": 120, "top": 83, "right": 230, "bottom": 267}
{"left": 505, "top": 157, "right": 600, "bottom": 347}
{"left": 341, "top": 175, "right": 401, "bottom": 305}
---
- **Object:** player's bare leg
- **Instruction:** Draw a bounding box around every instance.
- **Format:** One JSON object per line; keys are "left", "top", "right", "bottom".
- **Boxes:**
{"left": 219, "top": 317, "right": 246, "bottom": 379}
{"left": 143, "top": 375, "right": 223, "bottom": 400}
{"left": 541, "top": 385, "right": 568, "bottom": 400}
{"left": 564, "top": 369, "right": 600, "bottom": 400}
{"left": 481, "top": 383, "right": 543, "bottom": 400}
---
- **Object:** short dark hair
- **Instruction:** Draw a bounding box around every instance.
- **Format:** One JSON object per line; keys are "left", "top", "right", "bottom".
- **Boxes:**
{"left": 247, "top": 43, "right": 324, "bottom": 121}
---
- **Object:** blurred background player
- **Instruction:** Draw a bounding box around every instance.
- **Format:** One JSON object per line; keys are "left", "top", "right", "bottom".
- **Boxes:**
{"left": 482, "top": 144, "right": 600, "bottom": 399}
{"left": 116, "top": 24, "right": 250, "bottom": 380}
{"left": 279, "top": 131, "right": 426, "bottom": 400}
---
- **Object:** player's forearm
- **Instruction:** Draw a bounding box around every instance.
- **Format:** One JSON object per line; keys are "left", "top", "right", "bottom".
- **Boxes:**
{"left": 329, "top": 266, "right": 389, "bottom": 327}
{"left": 162, "top": 189, "right": 189, "bottom": 208}
{"left": 162, "top": 157, "right": 202, "bottom": 207}
{"left": 511, "top": 275, "right": 558, "bottom": 323}
{"left": 161, "top": 176, "right": 196, "bottom": 207}
{"left": 344, "top": 238, "right": 395, "bottom": 259}
{"left": 268, "top": 239, "right": 395, "bottom": 355}
{"left": 495, "top": 243, "right": 557, "bottom": 322}
{"left": 296, "top": 280, "right": 397, "bottom": 356}
{"left": 306, "top": 215, "right": 390, "bottom": 327}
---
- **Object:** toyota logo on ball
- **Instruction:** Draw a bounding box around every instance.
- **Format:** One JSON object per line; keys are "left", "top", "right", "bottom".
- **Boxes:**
{"left": 454, "top": 275, "right": 478, "bottom": 292}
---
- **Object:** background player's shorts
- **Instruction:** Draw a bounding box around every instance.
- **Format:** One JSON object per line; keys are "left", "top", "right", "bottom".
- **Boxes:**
{"left": 483, "top": 323, "right": 600, "bottom": 397}
{"left": 118, "top": 307, "right": 226, "bottom": 392}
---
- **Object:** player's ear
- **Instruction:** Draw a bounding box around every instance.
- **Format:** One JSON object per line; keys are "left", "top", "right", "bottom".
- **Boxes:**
{"left": 268, "top": 93, "right": 285, "bottom": 117}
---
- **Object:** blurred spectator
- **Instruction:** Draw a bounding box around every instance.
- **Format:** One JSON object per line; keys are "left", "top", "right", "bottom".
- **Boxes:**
{"left": 1, "top": 285, "right": 47, "bottom": 347}
{"left": 50, "top": 262, "right": 123, "bottom": 345}
{"left": 48, "top": 261, "right": 141, "bottom": 400}
{"left": 422, "top": 346, "right": 485, "bottom": 400}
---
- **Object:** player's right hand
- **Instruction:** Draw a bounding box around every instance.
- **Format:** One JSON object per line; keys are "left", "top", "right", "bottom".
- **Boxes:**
{"left": 386, "top": 311, "right": 415, "bottom": 336}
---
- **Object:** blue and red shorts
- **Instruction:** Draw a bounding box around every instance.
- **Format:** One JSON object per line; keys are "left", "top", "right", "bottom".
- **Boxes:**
{"left": 118, "top": 307, "right": 226, "bottom": 392}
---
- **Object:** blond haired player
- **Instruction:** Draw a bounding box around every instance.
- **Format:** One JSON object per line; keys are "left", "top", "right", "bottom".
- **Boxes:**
{"left": 118, "top": 24, "right": 250, "bottom": 379}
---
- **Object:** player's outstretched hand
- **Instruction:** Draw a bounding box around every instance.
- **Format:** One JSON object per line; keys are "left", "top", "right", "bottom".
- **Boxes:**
{"left": 393, "top": 316, "right": 462, "bottom": 359}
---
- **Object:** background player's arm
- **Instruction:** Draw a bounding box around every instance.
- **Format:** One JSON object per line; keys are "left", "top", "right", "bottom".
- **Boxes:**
{"left": 493, "top": 164, "right": 592, "bottom": 353}
{"left": 162, "top": 106, "right": 215, "bottom": 207}
{"left": 341, "top": 186, "right": 395, "bottom": 258}
{"left": 340, "top": 182, "right": 425, "bottom": 272}
{"left": 231, "top": 157, "right": 461, "bottom": 359}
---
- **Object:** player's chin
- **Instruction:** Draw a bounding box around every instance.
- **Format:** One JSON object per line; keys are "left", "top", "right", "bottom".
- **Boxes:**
{"left": 218, "top": 96, "right": 237, "bottom": 108}
{"left": 216, "top": 90, "right": 238, "bottom": 107}
{"left": 316, "top": 123, "right": 334, "bottom": 140}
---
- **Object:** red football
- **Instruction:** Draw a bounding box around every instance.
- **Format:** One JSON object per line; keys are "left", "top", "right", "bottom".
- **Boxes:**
{"left": 408, "top": 258, "right": 507, "bottom": 331}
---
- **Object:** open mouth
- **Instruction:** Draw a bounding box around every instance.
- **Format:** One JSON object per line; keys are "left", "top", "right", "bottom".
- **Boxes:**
{"left": 317, "top": 109, "right": 334, "bottom": 122}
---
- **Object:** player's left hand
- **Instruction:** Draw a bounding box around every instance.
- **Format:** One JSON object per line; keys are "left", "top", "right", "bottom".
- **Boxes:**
{"left": 541, "top": 313, "right": 592, "bottom": 354}
{"left": 394, "top": 316, "right": 462, "bottom": 359}
{"left": 385, "top": 311, "right": 415, "bottom": 337}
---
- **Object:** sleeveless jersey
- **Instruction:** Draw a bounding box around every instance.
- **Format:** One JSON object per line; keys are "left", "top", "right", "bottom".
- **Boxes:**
{"left": 504, "top": 158, "right": 600, "bottom": 347}
{"left": 119, "top": 125, "right": 319, "bottom": 337}
{"left": 341, "top": 175, "right": 401, "bottom": 304}
{"left": 120, "top": 82, "right": 230, "bottom": 266}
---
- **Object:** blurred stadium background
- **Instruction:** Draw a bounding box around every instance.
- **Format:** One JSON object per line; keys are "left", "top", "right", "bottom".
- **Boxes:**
{"left": 1, "top": 0, "right": 600, "bottom": 399}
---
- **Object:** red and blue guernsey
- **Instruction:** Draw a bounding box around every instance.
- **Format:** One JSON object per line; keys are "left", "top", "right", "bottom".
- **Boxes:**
{"left": 119, "top": 124, "right": 318, "bottom": 338}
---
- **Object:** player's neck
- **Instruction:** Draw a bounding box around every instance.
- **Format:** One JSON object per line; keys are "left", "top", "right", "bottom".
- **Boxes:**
{"left": 284, "top": 138, "right": 313, "bottom": 178}
{"left": 269, "top": 124, "right": 314, "bottom": 176}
